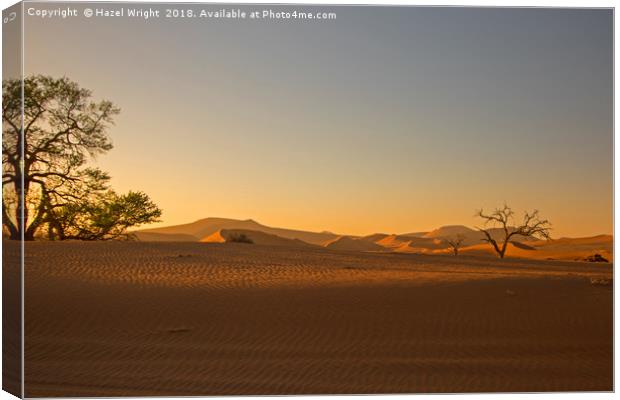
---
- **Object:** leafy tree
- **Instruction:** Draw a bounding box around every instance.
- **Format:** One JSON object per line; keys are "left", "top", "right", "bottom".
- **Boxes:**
{"left": 50, "top": 190, "right": 161, "bottom": 240}
{"left": 476, "top": 204, "right": 551, "bottom": 258}
{"left": 2, "top": 75, "right": 160, "bottom": 240}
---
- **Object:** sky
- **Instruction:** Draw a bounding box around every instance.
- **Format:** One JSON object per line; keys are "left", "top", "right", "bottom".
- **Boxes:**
{"left": 23, "top": 4, "right": 613, "bottom": 237}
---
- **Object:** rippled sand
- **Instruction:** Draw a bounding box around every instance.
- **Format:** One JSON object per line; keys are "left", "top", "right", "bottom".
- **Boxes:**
{"left": 9, "top": 241, "right": 612, "bottom": 396}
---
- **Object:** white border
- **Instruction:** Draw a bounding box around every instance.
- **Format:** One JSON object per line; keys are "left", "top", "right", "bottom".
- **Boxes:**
{"left": 0, "top": 1, "right": 616, "bottom": 400}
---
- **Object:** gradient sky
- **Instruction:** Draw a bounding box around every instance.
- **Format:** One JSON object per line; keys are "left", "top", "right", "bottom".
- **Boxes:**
{"left": 23, "top": 4, "right": 613, "bottom": 237}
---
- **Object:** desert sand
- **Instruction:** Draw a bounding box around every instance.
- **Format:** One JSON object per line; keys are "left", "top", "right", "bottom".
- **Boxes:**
{"left": 11, "top": 240, "right": 612, "bottom": 396}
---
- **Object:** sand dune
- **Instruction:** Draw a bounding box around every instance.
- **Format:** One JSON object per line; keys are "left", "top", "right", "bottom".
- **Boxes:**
{"left": 511, "top": 235, "right": 612, "bottom": 261}
{"left": 360, "top": 233, "right": 391, "bottom": 242}
{"left": 16, "top": 241, "right": 612, "bottom": 396}
{"left": 135, "top": 217, "right": 612, "bottom": 262}
{"left": 375, "top": 235, "right": 446, "bottom": 252}
{"left": 201, "top": 229, "right": 316, "bottom": 248}
{"left": 138, "top": 217, "right": 260, "bottom": 238}
{"left": 138, "top": 217, "right": 337, "bottom": 245}
{"left": 323, "top": 236, "right": 387, "bottom": 252}
{"left": 433, "top": 236, "right": 613, "bottom": 261}
{"left": 132, "top": 231, "right": 199, "bottom": 242}
{"left": 422, "top": 225, "right": 534, "bottom": 246}
{"left": 532, "top": 234, "right": 613, "bottom": 246}
{"left": 400, "top": 231, "right": 429, "bottom": 238}
{"left": 374, "top": 234, "right": 416, "bottom": 249}
{"left": 389, "top": 238, "right": 613, "bottom": 262}
{"left": 510, "top": 241, "right": 537, "bottom": 250}
{"left": 423, "top": 225, "right": 479, "bottom": 239}
{"left": 456, "top": 242, "right": 539, "bottom": 258}
{"left": 360, "top": 231, "right": 612, "bottom": 262}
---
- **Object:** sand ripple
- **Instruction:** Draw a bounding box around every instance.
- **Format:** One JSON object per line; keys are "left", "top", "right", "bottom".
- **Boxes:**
{"left": 9, "top": 241, "right": 612, "bottom": 396}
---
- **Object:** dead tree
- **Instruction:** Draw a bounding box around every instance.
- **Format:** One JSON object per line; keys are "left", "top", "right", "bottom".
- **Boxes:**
{"left": 446, "top": 234, "right": 465, "bottom": 256}
{"left": 476, "top": 204, "right": 551, "bottom": 259}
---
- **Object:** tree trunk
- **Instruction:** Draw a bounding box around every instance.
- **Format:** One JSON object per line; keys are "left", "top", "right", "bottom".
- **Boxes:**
{"left": 2, "top": 205, "right": 19, "bottom": 240}
{"left": 499, "top": 240, "right": 509, "bottom": 259}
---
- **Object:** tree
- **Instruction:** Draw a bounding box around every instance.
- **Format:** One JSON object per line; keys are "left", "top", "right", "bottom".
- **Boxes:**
{"left": 2, "top": 75, "right": 160, "bottom": 240}
{"left": 445, "top": 234, "right": 465, "bottom": 256}
{"left": 475, "top": 204, "right": 551, "bottom": 259}
{"left": 50, "top": 191, "right": 161, "bottom": 240}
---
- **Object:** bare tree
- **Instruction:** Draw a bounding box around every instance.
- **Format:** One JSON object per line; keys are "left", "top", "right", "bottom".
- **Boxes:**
{"left": 445, "top": 234, "right": 465, "bottom": 256}
{"left": 476, "top": 204, "right": 551, "bottom": 259}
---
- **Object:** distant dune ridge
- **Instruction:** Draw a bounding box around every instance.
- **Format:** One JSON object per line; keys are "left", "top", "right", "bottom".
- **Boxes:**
{"left": 134, "top": 217, "right": 612, "bottom": 261}
{"left": 131, "top": 232, "right": 199, "bottom": 242}
{"left": 137, "top": 217, "right": 337, "bottom": 245}
{"left": 324, "top": 236, "right": 387, "bottom": 252}
{"left": 422, "top": 225, "right": 536, "bottom": 246}
{"left": 202, "top": 229, "right": 317, "bottom": 248}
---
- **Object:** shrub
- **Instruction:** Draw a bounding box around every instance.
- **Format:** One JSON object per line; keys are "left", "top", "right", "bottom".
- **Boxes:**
{"left": 583, "top": 254, "right": 609, "bottom": 263}
{"left": 226, "top": 233, "right": 254, "bottom": 244}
